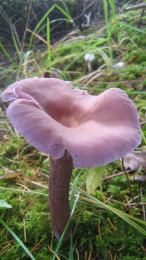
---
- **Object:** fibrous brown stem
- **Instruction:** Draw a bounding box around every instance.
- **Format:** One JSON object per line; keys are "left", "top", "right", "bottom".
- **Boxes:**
{"left": 49, "top": 151, "right": 73, "bottom": 239}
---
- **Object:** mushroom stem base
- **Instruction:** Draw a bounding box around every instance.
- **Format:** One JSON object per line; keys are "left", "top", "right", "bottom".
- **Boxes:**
{"left": 49, "top": 151, "right": 73, "bottom": 240}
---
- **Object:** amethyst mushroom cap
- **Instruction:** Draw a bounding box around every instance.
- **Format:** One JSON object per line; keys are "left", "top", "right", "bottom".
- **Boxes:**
{"left": 1, "top": 78, "right": 141, "bottom": 239}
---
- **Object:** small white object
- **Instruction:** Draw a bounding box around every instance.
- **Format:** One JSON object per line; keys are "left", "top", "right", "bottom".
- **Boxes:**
{"left": 84, "top": 53, "right": 95, "bottom": 62}
{"left": 74, "top": 87, "right": 88, "bottom": 95}
{"left": 112, "top": 62, "right": 126, "bottom": 70}
{"left": 84, "top": 12, "right": 92, "bottom": 26}
{"left": 84, "top": 54, "right": 96, "bottom": 72}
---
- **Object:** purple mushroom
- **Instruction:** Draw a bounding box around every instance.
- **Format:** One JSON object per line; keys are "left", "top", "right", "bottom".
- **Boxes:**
{"left": 1, "top": 78, "right": 141, "bottom": 239}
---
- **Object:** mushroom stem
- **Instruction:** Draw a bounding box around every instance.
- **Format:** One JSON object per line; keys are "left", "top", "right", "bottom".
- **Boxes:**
{"left": 49, "top": 151, "right": 73, "bottom": 239}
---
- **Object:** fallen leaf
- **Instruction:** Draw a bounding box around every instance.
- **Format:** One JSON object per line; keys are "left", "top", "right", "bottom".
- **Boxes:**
{"left": 86, "top": 166, "right": 106, "bottom": 194}
{"left": 123, "top": 151, "right": 146, "bottom": 171}
{"left": 0, "top": 171, "right": 21, "bottom": 179}
{"left": 133, "top": 174, "right": 146, "bottom": 182}
{"left": 0, "top": 200, "right": 12, "bottom": 209}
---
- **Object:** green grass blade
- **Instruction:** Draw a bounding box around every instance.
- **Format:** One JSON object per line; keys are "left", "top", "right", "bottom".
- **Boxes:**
{"left": 109, "top": 0, "right": 115, "bottom": 20}
{"left": 140, "top": 129, "right": 146, "bottom": 144}
{"left": 69, "top": 233, "right": 73, "bottom": 260}
{"left": 103, "top": 0, "right": 113, "bottom": 64}
{"left": 50, "top": 18, "right": 72, "bottom": 24}
{"left": 11, "top": 27, "right": 21, "bottom": 58}
{"left": 29, "top": 4, "right": 57, "bottom": 47}
{"left": 0, "top": 64, "right": 18, "bottom": 81}
{"left": 29, "top": 3, "right": 73, "bottom": 48}
{"left": 52, "top": 192, "right": 80, "bottom": 260}
{"left": 0, "top": 218, "right": 36, "bottom": 260}
{"left": 0, "top": 187, "right": 48, "bottom": 196}
{"left": 121, "top": 22, "right": 146, "bottom": 34}
{"left": 70, "top": 171, "right": 82, "bottom": 210}
{"left": 61, "top": 0, "right": 72, "bottom": 20}
{"left": 103, "top": 0, "right": 109, "bottom": 31}
{"left": 0, "top": 42, "right": 15, "bottom": 64}
{"left": 110, "top": 209, "right": 146, "bottom": 235}
{"left": 109, "top": 0, "right": 121, "bottom": 43}
{"left": 79, "top": 189, "right": 146, "bottom": 236}
{"left": 22, "top": 50, "right": 33, "bottom": 78}
{"left": 55, "top": 4, "right": 72, "bottom": 21}
{"left": 82, "top": 189, "right": 146, "bottom": 226}
{"left": 47, "top": 17, "right": 52, "bottom": 76}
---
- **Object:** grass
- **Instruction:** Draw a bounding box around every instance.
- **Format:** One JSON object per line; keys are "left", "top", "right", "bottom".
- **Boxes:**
{"left": 47, "top": 18, "right": 52, "bottom": 77}
{"left": 0, "top": 219, "right": 35, "bottom": 260}
{"left": 0, "top": 1, "right": 146, "bottom": 259}
{"left": 28, "top": 3, "right": 74, "bottom": 49}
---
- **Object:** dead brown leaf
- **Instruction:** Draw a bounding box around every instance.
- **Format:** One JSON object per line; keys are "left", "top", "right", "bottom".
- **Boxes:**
{"left": 123, "top": 151, "right": 146, "bottom": 171}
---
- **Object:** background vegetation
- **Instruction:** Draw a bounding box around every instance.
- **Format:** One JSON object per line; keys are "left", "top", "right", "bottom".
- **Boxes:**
{"left": 0, "top": 0, "right": 146, "bottom": 259}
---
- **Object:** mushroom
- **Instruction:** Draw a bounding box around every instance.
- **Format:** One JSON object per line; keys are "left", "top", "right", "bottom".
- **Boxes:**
{"left": 84, "top": 53, "right": 95, "bottom": 72}
{"left": 112, "top": 61, "right": 126, "bottom": 70}
{"left": 1, "top": 78, "right": 141, "bottom": 239}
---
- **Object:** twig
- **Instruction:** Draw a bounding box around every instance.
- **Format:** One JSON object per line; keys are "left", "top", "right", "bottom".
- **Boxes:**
{"left": 110, "top": 199, "right": 145, "bottom": 210}
{"left": 0, "top": 240, "right": 14, "bottom": 247}
{"left": 25, "top": 179, "right": 48, "bottom": 189}
{"left": 123, "top": 3, "right": 146, "bottom": 12}
{"left": 88, "top": 247, "right": 93, "bottom": 260}
{"left": 26, "top": 28, "right": 51, "bottom": 47}
{"left": 0, "top": 187, "right": 48, "bottom": 196}
{"left": 127, "top": 202, "right": 146, "bottom": 207}
{"left": 48, "top": 246, "right": 61, "bottom": 260}
{"left": 21, "top": 0, "right": 32, "bottom": 52}
{"left": 39, "top": 172, "right": 49, "bottom": 178}
{"left": 138, "top": 7, "right": 146, "bottom": 28}
{"left": 140, "top": 184, "right": 146, "bottom": 222}
{"left": 103, "top": 170, "right": 132, "bottom": 181}
{"left": 16, "top": 183, "right": 30, "bottom": 191}
{"left": 122, "top": 158, "right": 133, "bottom": 197}
{"left": 98, "top": 223, "right": 102, "bottom": 240}
{"left": 76, "top": 76, "right": 146, "bottom": 86}
{"left": 141, "top": 245, "right": 146, "bottom": 255}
